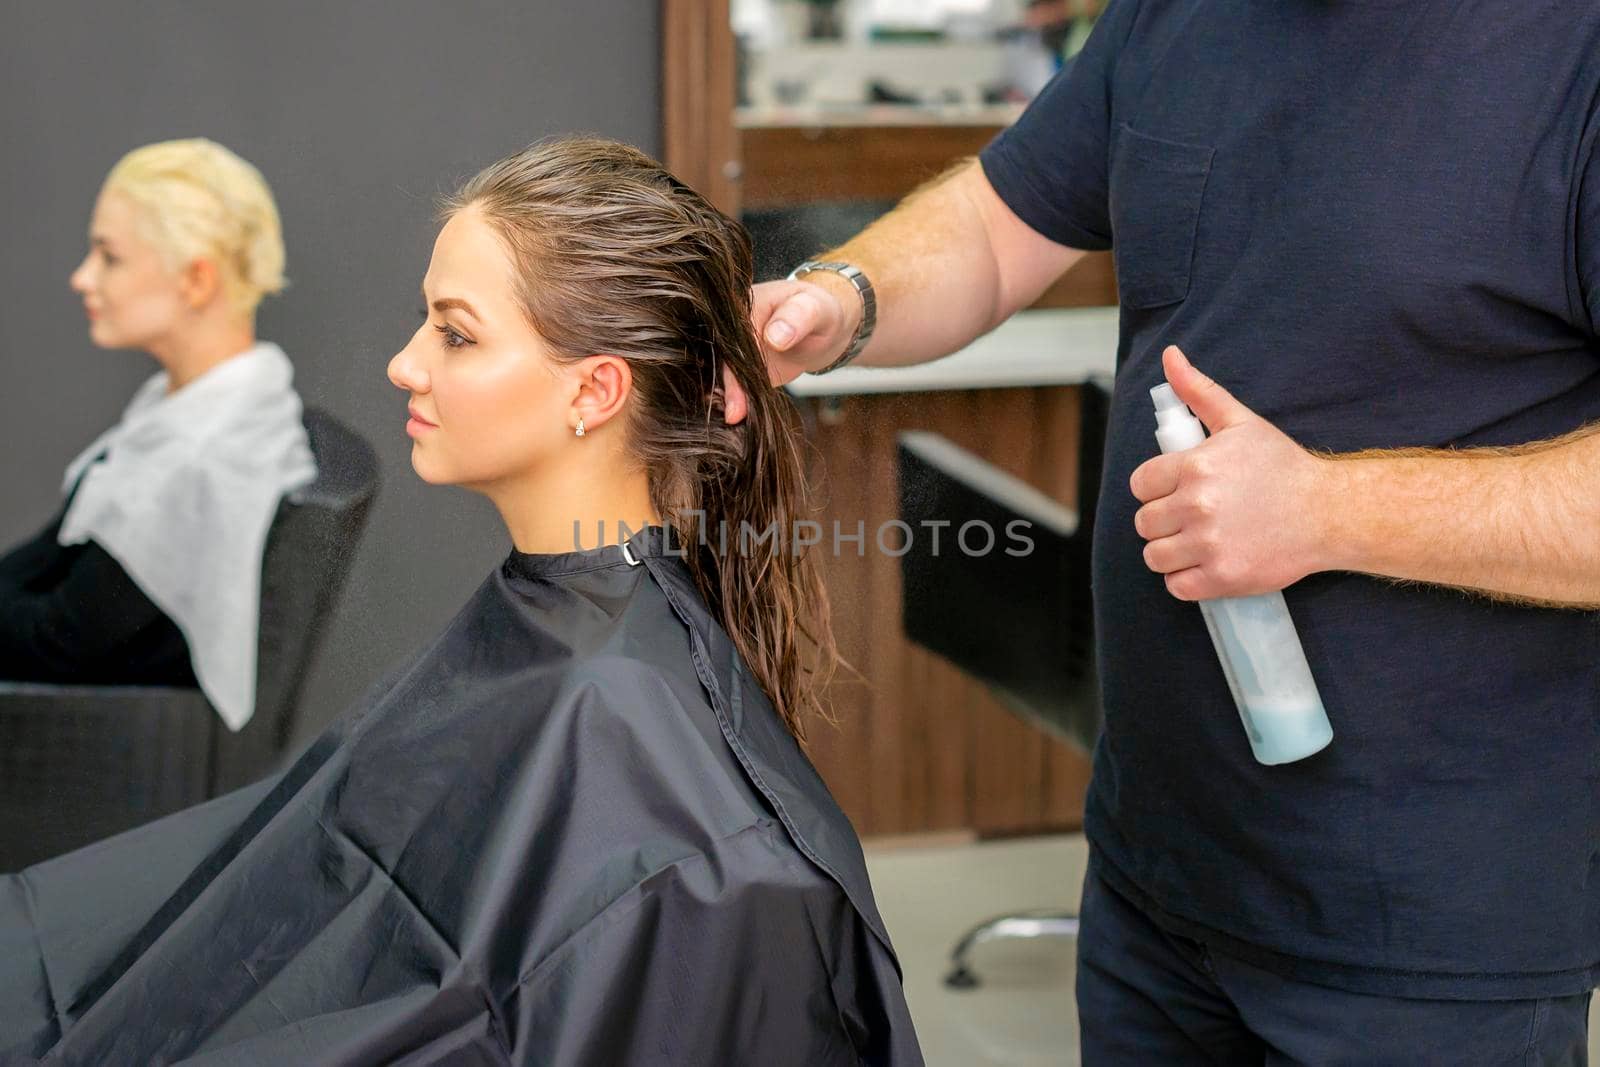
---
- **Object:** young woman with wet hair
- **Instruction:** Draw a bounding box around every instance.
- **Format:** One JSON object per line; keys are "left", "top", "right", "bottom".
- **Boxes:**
{"left": 0, "top": 137, "right": 922, "bottom": 1066}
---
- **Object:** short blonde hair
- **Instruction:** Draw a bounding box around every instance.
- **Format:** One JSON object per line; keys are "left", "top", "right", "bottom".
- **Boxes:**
{"left": 105, "top": 138, "right": 286, "bottom": 315}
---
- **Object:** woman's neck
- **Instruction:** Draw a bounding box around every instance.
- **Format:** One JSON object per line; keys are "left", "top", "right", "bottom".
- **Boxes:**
{"left": 148, "top": 317, "right": 257, "bottom": 392}
{"left": 491, "top": 464, "right": 661, "bottom": 555}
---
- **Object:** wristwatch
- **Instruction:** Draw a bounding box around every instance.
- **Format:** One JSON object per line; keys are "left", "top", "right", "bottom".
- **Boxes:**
{"left": 786, "top": 260, "right": 877, "bottom": 374}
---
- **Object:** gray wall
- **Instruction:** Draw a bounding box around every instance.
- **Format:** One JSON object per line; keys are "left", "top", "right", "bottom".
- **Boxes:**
{"left": 0, "top": 3, "right": 661, "bottom": 743}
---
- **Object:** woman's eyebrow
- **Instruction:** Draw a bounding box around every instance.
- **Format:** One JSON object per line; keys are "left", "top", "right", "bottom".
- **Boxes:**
{"left": 419, "top": 288, "right": 481, "bottom": 322}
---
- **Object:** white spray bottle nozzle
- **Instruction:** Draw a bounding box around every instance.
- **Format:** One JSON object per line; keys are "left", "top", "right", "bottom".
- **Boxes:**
{"left": 1151, "top": 380, "right": 1206, "bottom": 453}
{"left": 1150, "top": 382, "right": 1185, "bottom": 412}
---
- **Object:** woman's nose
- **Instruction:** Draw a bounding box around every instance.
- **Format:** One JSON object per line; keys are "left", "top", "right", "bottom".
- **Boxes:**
{"left": 387, "top": 344, "right": 428, "bottom": 393}
{"left": 69, "top": 257, "right": 92, "bottom": 294}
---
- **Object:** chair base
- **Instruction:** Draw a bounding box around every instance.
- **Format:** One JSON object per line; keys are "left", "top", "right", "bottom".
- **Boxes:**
{"left": 944, "top": 909, "right": 1080, "bottom": 990}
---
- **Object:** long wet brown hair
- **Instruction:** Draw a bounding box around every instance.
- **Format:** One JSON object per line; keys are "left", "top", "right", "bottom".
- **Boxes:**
{"left": 445, "top": 136, "right": 839, "bottom": 739}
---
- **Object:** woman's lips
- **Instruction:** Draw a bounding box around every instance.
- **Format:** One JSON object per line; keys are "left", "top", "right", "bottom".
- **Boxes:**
{"left": 406, "top": 407, "right": 437, "bottom": 436}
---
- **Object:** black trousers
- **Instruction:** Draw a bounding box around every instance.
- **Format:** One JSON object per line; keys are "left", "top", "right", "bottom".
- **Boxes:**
{"left": 1076, "top": 852, "right": 1592, "bottom": 1066}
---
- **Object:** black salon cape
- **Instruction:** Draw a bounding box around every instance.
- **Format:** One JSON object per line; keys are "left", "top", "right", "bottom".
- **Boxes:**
{"left": 0, "top": 529, "right": 922, "bottom": 1065}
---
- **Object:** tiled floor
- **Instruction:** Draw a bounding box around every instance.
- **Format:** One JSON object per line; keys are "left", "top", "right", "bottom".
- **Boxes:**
{"left": 863, "top": 833, "right": 1600, "bottom": 1066}
{"left": 865, "top": 834, "right": 1085, "bottom": 1065}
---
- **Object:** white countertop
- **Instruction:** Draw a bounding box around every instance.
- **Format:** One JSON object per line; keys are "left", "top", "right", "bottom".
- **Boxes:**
{"left": 784, "top": 306, "right": 1119, "bottom": 397}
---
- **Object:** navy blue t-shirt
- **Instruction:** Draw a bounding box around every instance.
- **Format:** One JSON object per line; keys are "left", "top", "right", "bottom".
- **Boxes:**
{"left": 982, "top": 0, "right": 1600, "bottom": 998}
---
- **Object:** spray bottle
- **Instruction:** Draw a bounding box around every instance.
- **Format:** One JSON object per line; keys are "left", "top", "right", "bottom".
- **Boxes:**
{"left": 1150, "top": 383, "right": 1333, "bottom": 765}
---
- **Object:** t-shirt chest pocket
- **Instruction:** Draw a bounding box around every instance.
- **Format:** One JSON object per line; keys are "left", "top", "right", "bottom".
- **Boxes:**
{"left": 1109, "top": 124, "right": 1215, "bottom": 309}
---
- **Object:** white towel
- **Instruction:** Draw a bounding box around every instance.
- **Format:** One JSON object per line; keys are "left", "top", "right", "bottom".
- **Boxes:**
{"left": 58, "top": 341, "right": 318, "bottom": 730}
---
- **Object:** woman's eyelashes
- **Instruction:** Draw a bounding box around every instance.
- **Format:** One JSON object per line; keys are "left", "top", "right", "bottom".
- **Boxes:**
{"left": 434, "top": 323, "right": 471, "bottom": 350}
{"left": 416, "top": 306, "right": 472, "bottom": 350}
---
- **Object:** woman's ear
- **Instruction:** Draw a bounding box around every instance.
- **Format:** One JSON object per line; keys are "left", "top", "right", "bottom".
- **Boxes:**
{"left": 571, "top": 355, "right": 633, "bottom": 435}
{"left": 179, "top": 256, "right": 223, "bottom": 310}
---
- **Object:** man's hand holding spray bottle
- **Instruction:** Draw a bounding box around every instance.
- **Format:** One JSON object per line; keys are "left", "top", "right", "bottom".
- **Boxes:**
{"left": 1135, "top": 345, "right": 1333, "bottom": 765}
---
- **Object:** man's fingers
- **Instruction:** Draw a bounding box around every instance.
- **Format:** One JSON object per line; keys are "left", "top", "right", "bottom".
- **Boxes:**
{"left": 721, "top": 364, "right": 748, "bottom": 426}
{"left": 1129, "top": 454, "right": 1182, "bottom": 503}
{"left": 1142, "top": 535, "right": 1201, "bottom": 575}
{"left": 750, "top": 279, "right": 850, "bottom": 386}
{"left": 1133, "top": 500, "right": 1182, "bottom": 541}
{"left": 750, "top": 281, "right": 797, "bottom": 349}
{"left": 761, "top": 289, "right": 823, "bottom": 352}
{"left": 1163, "top": 567, "right": 1207, "bottom": 602}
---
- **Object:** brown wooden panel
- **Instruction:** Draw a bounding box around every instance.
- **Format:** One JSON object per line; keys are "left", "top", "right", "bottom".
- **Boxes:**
{"left": 662, "top": 0, "right": 740, "bottom": 214}
{"left": 909, "top": 644, "right": 973, "bottom": 829}
{"left": 860, "top": 398, "right": 908, "bottom": 831}
{"left": 741, "top": 124, "right": 998, "bottom": 209}
{"left": 1035, "top": 385, "right": 1083, "bottom": 511}
{"left": 804, "top": 403, "right": 874, "bottom": 824}
{"left": 1036, "top": 249, "right": 1118, "bottom": 309}
{"left": 1042, "top": 738, "right": 1091, "bottom": 827}
{"left": 800, "top": 386, "right": 1094, "bottom": 837}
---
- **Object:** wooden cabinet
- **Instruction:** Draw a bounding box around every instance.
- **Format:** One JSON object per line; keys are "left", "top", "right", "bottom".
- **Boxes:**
{"left": 796, "top": 385, "right": 1095, "bottom": 837}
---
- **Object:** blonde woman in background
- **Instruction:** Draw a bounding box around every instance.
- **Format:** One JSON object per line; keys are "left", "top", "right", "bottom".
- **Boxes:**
{"left": 0, "top": 139, "right": 315, "bottom": 733}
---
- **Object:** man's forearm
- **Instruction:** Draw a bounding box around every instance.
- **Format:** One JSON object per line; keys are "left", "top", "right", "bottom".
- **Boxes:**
{"left": 1319, "top": 425, "right": 1600, "bottom": 608}
{"left": 812, "top": 159, "right": 1083, "bottom": 369}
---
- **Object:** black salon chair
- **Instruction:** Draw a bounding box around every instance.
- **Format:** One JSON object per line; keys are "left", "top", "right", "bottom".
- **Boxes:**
{"left": 0, "top": 408, "right": 379, "bottom": 870}
{"left": 896, "top": 379, "right": 1108, "bottom": 989}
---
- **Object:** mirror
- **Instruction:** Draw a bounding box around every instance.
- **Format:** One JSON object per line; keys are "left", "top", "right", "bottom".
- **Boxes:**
{"left": 731, "top": 0, "right": 1115, "bottom": 303}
